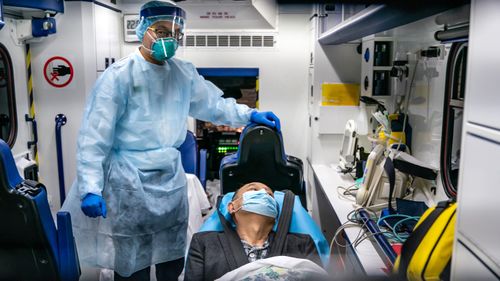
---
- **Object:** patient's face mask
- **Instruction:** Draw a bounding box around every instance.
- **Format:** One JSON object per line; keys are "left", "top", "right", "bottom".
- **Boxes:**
{"left": 233, "top": 189, "right": 278, "bottom": 218}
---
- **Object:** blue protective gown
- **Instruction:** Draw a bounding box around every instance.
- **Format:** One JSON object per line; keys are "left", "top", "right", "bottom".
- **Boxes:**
{"left": 62, "top": 49, "right": 253, "bottom": 276}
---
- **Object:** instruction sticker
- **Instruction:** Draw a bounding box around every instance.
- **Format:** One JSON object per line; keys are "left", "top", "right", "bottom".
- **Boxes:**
{"left": 44, "top": 56, "right": 74, "bottom": 88}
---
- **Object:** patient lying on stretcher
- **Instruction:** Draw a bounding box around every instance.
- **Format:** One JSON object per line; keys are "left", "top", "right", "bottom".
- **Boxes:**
{"left": 184, "top": 182, "right": 324, "bottom": 281}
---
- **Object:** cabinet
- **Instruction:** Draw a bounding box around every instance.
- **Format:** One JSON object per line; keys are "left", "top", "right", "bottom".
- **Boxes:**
{"left": 463, "top": 0, "right": 500, "bottom": 131}
{"left": 452, "top": 242, "right": 499, "bottom": 281}
{"left": 319, "top": 4, "right": 367, "bottom": 35}
{"left": 361, "top": 38, "right": 393, "bottom": 97}
{"left": 457, "top": 133, "right": 500, "bottom": 267}
{"left": 452, "top": 0, "right": 500, "bottom": 278}
{"left": 95, "top": 4, "right": 121, "bottom": 72}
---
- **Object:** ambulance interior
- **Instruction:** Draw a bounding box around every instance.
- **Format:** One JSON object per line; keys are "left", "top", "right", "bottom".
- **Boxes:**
{"left": 0, "top": 0, "right": 499, "bottom": 280}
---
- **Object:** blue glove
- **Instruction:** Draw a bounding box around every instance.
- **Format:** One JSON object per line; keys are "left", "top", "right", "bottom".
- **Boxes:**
{"left": 250, "top": 111, "right": 281, "bottom": 131}
{"left": 81, "top": 193, "right": 107, "bottom": 218}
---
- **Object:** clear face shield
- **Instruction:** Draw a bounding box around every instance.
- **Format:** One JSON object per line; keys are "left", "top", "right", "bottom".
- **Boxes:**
{"left": 136, "top": 2, "right": 186, "bottom": 61}
{"left": 147, "top": 16, "right": 185, "bottom": 41}
{"left": 141, "top": 16, "right": 185, "bottom": 61}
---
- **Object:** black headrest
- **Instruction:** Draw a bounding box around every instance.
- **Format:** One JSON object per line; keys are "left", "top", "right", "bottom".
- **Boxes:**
{"left": 220, "top": 125, "right": 304, "bottom": 198}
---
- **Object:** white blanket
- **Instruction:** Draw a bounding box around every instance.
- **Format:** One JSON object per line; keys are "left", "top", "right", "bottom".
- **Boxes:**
{"left": 216, "top": 256, "right": 329, "bottom": 281}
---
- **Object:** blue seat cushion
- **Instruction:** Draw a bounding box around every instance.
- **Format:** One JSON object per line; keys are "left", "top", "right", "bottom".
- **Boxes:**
{"left": 199, "top": 191, "right": 330, "bottom": 267}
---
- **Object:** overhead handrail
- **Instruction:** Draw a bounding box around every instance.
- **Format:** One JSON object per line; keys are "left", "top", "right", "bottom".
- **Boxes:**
{"left": 55, "top": 114, "right": 67, "bottom": 206}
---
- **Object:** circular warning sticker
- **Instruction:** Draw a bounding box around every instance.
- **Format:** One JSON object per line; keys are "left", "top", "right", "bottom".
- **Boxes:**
{"left": 44, "top": 56, "right": 74, "bottom": 88}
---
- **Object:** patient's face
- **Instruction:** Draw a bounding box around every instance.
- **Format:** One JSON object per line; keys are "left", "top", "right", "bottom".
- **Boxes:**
{"left": 228, "top": 182, "right": 274, "bottom": 215}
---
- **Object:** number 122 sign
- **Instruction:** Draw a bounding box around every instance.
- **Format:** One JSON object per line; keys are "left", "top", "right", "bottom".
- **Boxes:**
{"left": 123, "top": 14, "right": 140, "bottom": 43}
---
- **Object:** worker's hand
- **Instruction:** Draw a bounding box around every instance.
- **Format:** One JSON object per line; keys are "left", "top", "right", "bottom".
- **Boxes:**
{"left": 81, "top": 193, "right": 107, "bottom": 218}
{"left": 250, "top": 111, "right": 281, "bottom": 131}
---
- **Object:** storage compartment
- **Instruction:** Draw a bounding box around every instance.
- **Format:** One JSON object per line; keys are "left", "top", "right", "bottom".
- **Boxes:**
{"left": 465, "top": 0, "right": 500, "bottom": 131}
{"left": 372, "top": 70, "right": 390, "bottom": 96}
{"left": 457, "top": 133, "right": 500, "bottom": 267}
{"left": 373, "top": 41, "right": 392, "bottom": 66}
{"left": 361, "top": 38, "right": 393, "bottom": 97}
{"left": 452, "top": 241, "right": 499, "bottom": 280}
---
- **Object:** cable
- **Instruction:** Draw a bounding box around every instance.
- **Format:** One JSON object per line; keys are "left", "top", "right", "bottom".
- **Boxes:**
{"left": 377, "top": 214, "right": 415, "bottom": 226}
{"left": 377, "top": 214, "right": 420, "bottom": 243}
{"left": 330, "top": 216, "right": 367, "bottom": 249}
{"left": 354, "top": 230, "right": 398, "bottom": 248}
{"left": 392, "top": 217, "right": 420, "bottom": 232}
{"left": 395, "top": 59, "right": 419, "bottom": 153}
{"left": 329, "top": 240, "right": 347, "bottom": 271}
{"left": 329, "top": 208, "right": 381, "bottom": 251}
{"left": 330, "top": 222, "right": 366, "bottom": 249}
{"left": 337, "top": 183, "right": 359, "bottom": 201}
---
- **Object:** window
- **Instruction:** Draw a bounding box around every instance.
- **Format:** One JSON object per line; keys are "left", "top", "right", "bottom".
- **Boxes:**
{"left": 0, "top": 43, "right": 17, "bottom": 147}
{"left": 440, "top": 42, "right": 467, "bottom": 198}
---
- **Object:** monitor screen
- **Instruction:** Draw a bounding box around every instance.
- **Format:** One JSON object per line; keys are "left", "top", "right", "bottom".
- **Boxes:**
{"left": 340, "top": 128, "right": 351, "bottom": 158}
{"left": 339, "top": 120, "right": 357, "bottom": 170}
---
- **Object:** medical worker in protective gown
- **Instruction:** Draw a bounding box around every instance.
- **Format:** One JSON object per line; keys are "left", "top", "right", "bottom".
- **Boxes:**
{"left": 61, "top": 1, "right": 280, "bottom": 280}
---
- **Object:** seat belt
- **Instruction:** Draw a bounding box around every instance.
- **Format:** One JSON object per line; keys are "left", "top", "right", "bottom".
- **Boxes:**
{"left": 216, "top": 196, "right": 249, "bottom": 270}
{"left": 269, "top": 190, "right": 295, "bottom": 256}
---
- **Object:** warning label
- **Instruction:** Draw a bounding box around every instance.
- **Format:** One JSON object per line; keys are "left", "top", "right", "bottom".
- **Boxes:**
{"left": 44, "top": 56, "right": 74, "bottom": 88}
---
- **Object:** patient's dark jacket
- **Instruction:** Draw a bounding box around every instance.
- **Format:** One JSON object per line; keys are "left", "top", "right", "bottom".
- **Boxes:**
{"left": 184, "top": 231, "right": 321, "bottom": 281}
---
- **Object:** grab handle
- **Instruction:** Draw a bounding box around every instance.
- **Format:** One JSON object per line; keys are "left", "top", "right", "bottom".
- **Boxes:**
{"left": 25, "top": 114, "right": 38, "bottom": 149}
{"left": 55, "top": 114, "right": 67, "bottom": 206}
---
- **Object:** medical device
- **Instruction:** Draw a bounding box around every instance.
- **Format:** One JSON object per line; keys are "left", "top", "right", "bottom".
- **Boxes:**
{"left": 356, "top": 145, "right": 410, "bottom": 210}
{"left": 356, "top": 144, "right": 385, "bottom": 206}
{"left": 339, "top": 120, "right": 357, "bottom": 172}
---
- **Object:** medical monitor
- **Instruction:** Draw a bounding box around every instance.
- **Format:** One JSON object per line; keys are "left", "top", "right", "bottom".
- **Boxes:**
{"left": 339, "top": 120, "right": 357, "bottom": 171}
{"left": 195, "top": 68, "right": 259, "bottom": 180}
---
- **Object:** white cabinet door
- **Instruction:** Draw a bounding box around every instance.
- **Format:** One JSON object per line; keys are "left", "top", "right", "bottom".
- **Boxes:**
{"left": 95, "top": 5, "right": 122, "bottom": 70}
{"left": 108, "top": 9, "right": 122, "bottom": 65}
{"left": 452, "top": 242, "right": 499, "bottom": 280}
{"left": 457, "top": 133, "right": 500, "bottom": 268}
{"left": 94, "top": 4, "right": 110, "bottom": 71}
{"left": 466, "top": 0, "right": 500, "bottom": 130}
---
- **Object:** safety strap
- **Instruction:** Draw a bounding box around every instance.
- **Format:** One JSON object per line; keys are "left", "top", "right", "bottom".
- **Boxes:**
{"left": 384, "top": 157, "right": 397, "bottom": 214}
{"left": 398, "top": 201, "right": 451, "bottom": 278}
{"left": 216, "top": 196, "right": 249, "bottom": 271}
{"left": 393, "top": 157, "right": 437, "bottom": 180}
{"left": 269, "top": 190, "right": 295, "bottom": 257}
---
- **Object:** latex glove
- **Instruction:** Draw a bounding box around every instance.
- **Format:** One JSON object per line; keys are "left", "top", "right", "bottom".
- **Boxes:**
{"left": 250, "top": 111, "right": 281, "bottom": 131}
{"left": 81, "top": 193, "right": 107, "bottom": 218}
